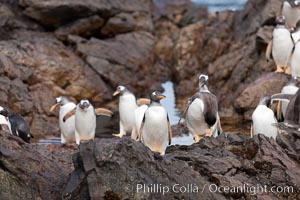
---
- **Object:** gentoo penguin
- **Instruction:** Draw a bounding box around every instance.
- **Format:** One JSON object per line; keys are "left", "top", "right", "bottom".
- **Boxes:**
{"left": 113, "top": 85, "right": 150, "bottom": 138}
{"left": 277, "top": 79, "right": 299, "bottom": 121}
{"left": 251, "top": 96, "right": 278, "bottom": 139}
{"left": 63, "top": 99, "right": 113, "bottom": 145}
{"left": 181, "top": 74, "right": 222, "bottom": 142}
{"left": 138, "top": 91, "right": 172, "bottom": 156}
{"left": 290, "top": 21, "right": 300, "bottom": 78}
{"left": 0, "top": 107, "right": 32, "bottom": 143}
{"left": 265, "top": 16, "right": 294, "bottom": 74}
{"left": 0, "top": 106, "right": 12, "bottom": 133}
{"left": 282, "top": 0, "right": 300, "bottom": 28}
{"left": 271, "top": 78, "right": 300, "bottom": 128}
{"left": 50, "top": 96, "right": 76, "bottom": 144}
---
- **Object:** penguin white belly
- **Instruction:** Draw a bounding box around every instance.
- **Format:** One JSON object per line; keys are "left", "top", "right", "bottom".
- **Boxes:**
{"left": 252, "top": 105, "right": 278, "bottom": 139}
{"left": 282, "top": 2, "right": 300, "bottom": 28}
{"left": 59, "top": 103, "right": 76, "bottom": 143}
{"left": 211, "top": 112, "right": 220, "bottom": 138}
{"left": 292, "top": 31, "right": 300, "bottom": 43}
{"left": 142, "top": 106, "right": 169, "bottom": 155}
{"left": 119, "top": 94, "right": 138, "bottom": 133}
{"left": 272, "top": 28, "right": 293, "bottom": 67}
{"left": 75, "top": 107, "right": 96, "bottom": 144}
{"left": 281, "top": 85, "right": 299, "bottom": 117}
{"left": 291, "top": 43, "right": 300, "bottom": 77}
{"left": 131, "top": 105, "right": 148, "bottom": 140}
{"left": 186, "top": 99, "right": 209, "bottom": 137}
{"left": 0, "top": 115, "right": 11, "bottom": 134}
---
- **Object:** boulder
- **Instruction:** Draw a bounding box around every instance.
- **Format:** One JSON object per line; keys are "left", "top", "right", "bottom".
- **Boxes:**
{"left": 73, "top": 31, "right": 163, "bottom": 96}
{"left": 63, "top": 133, "right": 300, "bottom": 199}
{"left": 235, "top": 73, "right": 289, "bottom": 112}
{"left": 0, "top": 32, "right": 110, "bottom": 137}
{"left": 100, "top": 12, "right": 153, "bottom": 37}
{"left": 55, "top": 15, "right": 105, "bottom": 41}
{"left": 19, "top": 0, "right": 151, "bottom": 28}
{"left": 0, "top": 129, "right": 77, "bottom": 199}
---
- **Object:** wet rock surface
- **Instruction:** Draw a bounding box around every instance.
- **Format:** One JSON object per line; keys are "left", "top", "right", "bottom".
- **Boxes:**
{"left": 63, "top": 133, "right": 300, "bottom": 199}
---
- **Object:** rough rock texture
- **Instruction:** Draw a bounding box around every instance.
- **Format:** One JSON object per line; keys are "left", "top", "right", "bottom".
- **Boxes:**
{"left": 0, "top": 32, "right": 111, "bottom": 137}
{"left": 0, "top": 0, "right": 164, "bottom": 137}
{"left": 63, "top": 133, "right": 300, "bottom": 199}
{"left": 153, "top": 0, "right": 284, "bottom": 120}
{"left": 0, "top": 130, "right": 77, "bottom": 199}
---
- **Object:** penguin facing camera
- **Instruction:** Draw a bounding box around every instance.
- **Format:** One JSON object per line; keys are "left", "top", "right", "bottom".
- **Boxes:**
{"left": 63, "top": 99, "right": 113, "bottom": 145}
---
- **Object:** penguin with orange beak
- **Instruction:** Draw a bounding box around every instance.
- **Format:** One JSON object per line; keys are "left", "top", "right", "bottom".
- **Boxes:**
{"left": 50, "top": 96, "right": 76, "bottom": 144}
{"left": 138, "top": 91, "right": 172, "bottom": 156}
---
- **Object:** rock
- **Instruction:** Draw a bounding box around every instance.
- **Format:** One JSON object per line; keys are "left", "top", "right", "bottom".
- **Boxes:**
{"left": 0, "top": 129, "right": 77, "bottom": 199}
{"left": 19, "top": 0, "right": 151, "bottom": 28}
{"left": 55, "top": 15, "right": 105, "bottom": 41}
{"left": 74, "top": 31, "right": 162, "bottom": 96}
{"left": 63, "top": 134, "right": 300, "bottom": 199}
{"left": 101, "top": 12, "right": 153, "bottom": 37}
{"left": 151, "top": 0, "right": 193, "bottom": 24}
{"left": 235, "top": 73, "right": 289, "bottom": 112}
{"left": 0, "top": 31, "right": 110, "bottom": 137}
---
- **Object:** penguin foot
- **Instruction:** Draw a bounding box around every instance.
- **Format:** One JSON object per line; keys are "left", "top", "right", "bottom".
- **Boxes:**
{"left": 275, "top": 68, "right": 284, "bottom": 73}
{"left": 112, "top": 133, "right": 125, "bottom": 138}
{"left": 284, "top": 67, "right": 291, "bottom": 75}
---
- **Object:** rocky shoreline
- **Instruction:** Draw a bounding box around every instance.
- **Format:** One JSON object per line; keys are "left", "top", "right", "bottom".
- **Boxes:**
{"left": 0, "top": 128, "right": 299, "bottom": 199}
{"left": 0, "top": 0, "right": 299, "bottom": 199}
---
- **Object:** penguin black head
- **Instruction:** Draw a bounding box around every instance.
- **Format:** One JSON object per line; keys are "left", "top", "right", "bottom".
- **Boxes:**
{"left": 79, "top": 99, "right": 90, "bottom": 110}
{"left": 150, "top": 91, "right": 166, "bottom": 103}
{"left": 198, "top": 74, "right": 209, "bottom": 88}
{"left": 50, "top": 96, "right": 71, "bottom": 112}
{"left": 259, "top": 96, "right": 271, "bottom": 107}
{"left": 275, "top": 16, "right": 286, "bottom": 25}
{"left": 0, "top": 106, "right": 8, "bottom": 117}
{"left": 113, "top": 85, "right": 127, "bottom": 96}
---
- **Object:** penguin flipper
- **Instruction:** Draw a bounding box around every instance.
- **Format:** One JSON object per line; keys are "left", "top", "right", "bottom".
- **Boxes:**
{"left": 94, "top": 108, "right": 113, "bottom": 117}
{"left": 137, "top": 98, "right": 151, "bottom": 106}
{"left": 167, "top": 115, "right": 172, "bottom": 145}
{"left": 265, "top": 40, "right": 272, "bottom": 62}
{"left": 177, "top": 97, "right": 195, "bottom": 125}
{"left": 63, "top": 108, "right": 76, "bottom": 122}
{"left": 250, "top": 123, "right": 253, "bottom": 138}
{"left": 138, "top": 114, "right": 146, "bottom": 142}
{"left": 217, "top": 117, "right": 223, "bottom": 135}
{"left": 276, "top": 101, "right": 283, "bottom": 121}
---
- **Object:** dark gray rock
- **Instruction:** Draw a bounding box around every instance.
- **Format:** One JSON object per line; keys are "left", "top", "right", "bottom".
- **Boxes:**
{"left": 63, "top": 134, "right": 300, "bottom": 199}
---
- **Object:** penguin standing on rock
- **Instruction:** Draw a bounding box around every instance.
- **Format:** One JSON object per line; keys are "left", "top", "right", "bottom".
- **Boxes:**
{"left": 63, "top": 99, "right": 113, "bottom": 145}
{"left": 276, "top": 79, "right": 299, "bottom": 121}
{"left": 113, "top": 85, "right": 150, "bottom": 138}
{"left": 271, "top": 77, "right": 300, "bottom": 129}
{"left": 0, "top": 106, "right": 32, "bottom": 143}
{"left": 251, "top": 96, "right": 278, "bottom": 139}
{"left": 50, "top": 96, "right": 76, "bottom": 144}
{"left": 282, "top": 0, "right": 300, "bottom": 28}
{"left": 265, "top": 16, "right": 294, "bottom": 74}
{"left": 138, "top": 91, "right": 172, "bottom": 156}
{"left": 290, "top": 21, "right": 300, "bottom": 78}
{"left": 181, "top": 74, "right": 222, "bottom": 142}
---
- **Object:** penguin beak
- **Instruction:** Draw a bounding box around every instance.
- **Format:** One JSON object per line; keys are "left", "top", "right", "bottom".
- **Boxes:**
{"left": 156, "top": 94, "right": 166, "bottom": 100}
{"left": 50, "top": 103, "right": 60, "bottom": 112}
{"left": 113, "top": 89, "right": 121, "bottom": 96}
